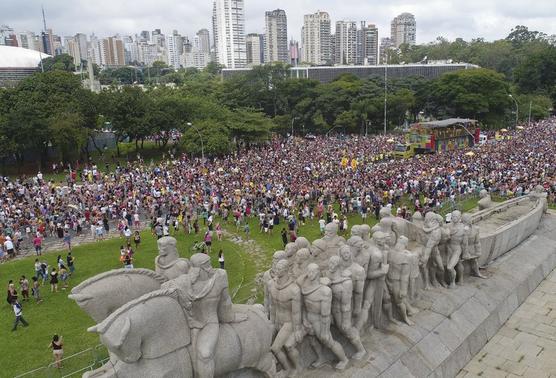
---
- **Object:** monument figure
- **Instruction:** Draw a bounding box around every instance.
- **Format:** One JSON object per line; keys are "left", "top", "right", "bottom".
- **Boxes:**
{"left": 478, "top": 189, "right": 493, "bottom": 210}
{"left": 461, "top": 213, "right": 487, "bottom": 279}
{"left": 357, "top": 231, "right": 389, "bottom": 331}
{"left": 269, "top": 260, "right": 304, "bottom": 376}
{"left": 445, "top": 211, "right": 465, "bottom": 288}
{"left": 421, "top": 212, "right": 444, "bottom": 290}
{"left": 155, "top": 236, "right": 190, "bottom": 280}
{"left": 338, "top": 245, "right": 365, "bottom": 326}
{"left": 386, "top": 236, "right": 414, "bottom": 325}
{"left": 300, "top": 263, "right": 349, "bottom": 370}
{"left": 263, "top": 250, "right": 287, "bottom": 316}
{"left": 293, "top": 248, "right": 311, "bottom": 283}
{"left": 327, "top": 256, "right": 367, "bottom": 360}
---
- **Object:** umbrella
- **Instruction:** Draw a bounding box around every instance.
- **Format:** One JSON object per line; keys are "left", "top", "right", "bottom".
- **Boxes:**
{"left": 516, "top": 126, "right": 524, "bottom": 130}
{"left": 68, "top": 204, "right": 79, "bottom": 210}
{"left": 500, "top": 128, "right": 508, "bottom": 132}
{"left": 386, "top": 138, "right": 395, "bottom": 143}
{"left": 465, "top": 151, "right": 475, "bottom": 157}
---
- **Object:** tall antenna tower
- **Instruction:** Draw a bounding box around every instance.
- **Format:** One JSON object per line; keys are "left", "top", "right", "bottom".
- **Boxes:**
{"left": 42, "top": 5, "right": 47, "bottom": 32}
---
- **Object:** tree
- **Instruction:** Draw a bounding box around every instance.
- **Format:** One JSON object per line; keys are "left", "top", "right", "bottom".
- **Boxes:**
{"left": 427, "top": 69, "right": 511, "bottom": 127}
{"left": 182, "top": 119, "right": 231, "bottom": 156}
{"left": 101, "top": 87, "right": 150, "bottom": 153}
{"left": 40, "top": 54, "right": 75, "bottom": 72}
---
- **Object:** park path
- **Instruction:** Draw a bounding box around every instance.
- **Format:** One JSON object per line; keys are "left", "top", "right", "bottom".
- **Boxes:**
{"left": 458, "top": 268, "right": 556, "bottom": 378}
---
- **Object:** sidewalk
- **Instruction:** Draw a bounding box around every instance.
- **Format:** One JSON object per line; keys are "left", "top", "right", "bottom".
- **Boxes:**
{"left": 458, "top": 269, "right": 556, "bottom": 378}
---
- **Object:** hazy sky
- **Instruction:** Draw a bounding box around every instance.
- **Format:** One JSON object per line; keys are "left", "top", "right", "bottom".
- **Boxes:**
{"left": 2, "top": 0, "right": 556, "bottom": 43}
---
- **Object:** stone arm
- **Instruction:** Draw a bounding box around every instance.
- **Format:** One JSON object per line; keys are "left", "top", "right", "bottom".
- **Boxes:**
{"left": 320, "top": 291, "right": 332, "bottom": 339}
{"left": 352, "top": 273, "right": 364, "bottom": 315}
{"left": 400, "top": 263, "right": 411, "bottom": 299}
{"left": 473, "top": 230, "right": 482, "bottom": 257}
{"left": 291, "top": 285, "right": 304, "bottom": 343}
{"left": 421, "top": 230, "right": 441, "bottom": 264}
{"left": 217, "top": 285, "right": 235, "bottom": 323}
{"left": 342, "top": 279, "right": 353, "bottom": 312}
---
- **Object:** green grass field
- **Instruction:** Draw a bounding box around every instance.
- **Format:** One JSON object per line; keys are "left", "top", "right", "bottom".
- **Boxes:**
{"left": 1, "top": 197, "right": 482, "bottom": 377}
{"left": 0, "top": 224, "right": 256, "bottom": 377}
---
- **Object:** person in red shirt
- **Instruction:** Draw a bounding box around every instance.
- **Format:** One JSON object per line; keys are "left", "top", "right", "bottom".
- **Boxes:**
{"left": 33, "top": 234, "right": 43, "bottom": 256}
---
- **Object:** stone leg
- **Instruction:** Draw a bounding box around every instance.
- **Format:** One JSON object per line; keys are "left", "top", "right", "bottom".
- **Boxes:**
{"left": 320, "top": 334, "right": 349, "bottom": 370}
{"left": 455, "top": 261, "right": 464, "bottom": 285}
{"left": 271, "top": 324, "right": 294, "bottom": 373}
{"left": 469, "top": 258, "right": 487, "bottom": 279}
{"left": 308, "top": 336, "right": 327, "bottom": 368}
{"left": 195, "top": 323, "right": 219, "bottom": 378}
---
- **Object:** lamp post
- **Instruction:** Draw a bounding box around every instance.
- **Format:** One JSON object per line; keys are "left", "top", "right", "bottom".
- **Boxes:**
{"left": 508, "top": 94, "right": 519, "bottom": 129}
{"left": 291, "top": 116, "right": 298, "bottom": 137}
{"left": 528, "top": 100, "right": 532, "bottom": 127}
{"left": 384, "top": 54, "right": 388, "bottom": 136}
{"left": 187, "top": 122, "right": 204, "bottom": 160}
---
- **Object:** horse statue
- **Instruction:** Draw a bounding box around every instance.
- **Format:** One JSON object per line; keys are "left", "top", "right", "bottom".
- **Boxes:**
{"left": 85, "top": 288, "right": 275, "bottom": 378}
{"left": 69, "top": 268, "right": 167, "bottom": 323}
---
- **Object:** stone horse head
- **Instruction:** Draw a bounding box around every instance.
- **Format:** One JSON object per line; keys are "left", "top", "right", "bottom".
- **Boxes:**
{"left": 69, "top": 268, "right": 167, "bottom": 323}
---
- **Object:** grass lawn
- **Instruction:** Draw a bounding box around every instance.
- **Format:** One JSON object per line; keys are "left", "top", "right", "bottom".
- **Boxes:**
{"left": 0, "top": 226, "right": 252, "bottom": 377}
{"left": 1, "top": 197, "right": 478, "bottom": 377}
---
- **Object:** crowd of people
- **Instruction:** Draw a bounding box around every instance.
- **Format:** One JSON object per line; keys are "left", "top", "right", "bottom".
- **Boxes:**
{"left": 0, "top": 118, "right": 553, "bottom": 263}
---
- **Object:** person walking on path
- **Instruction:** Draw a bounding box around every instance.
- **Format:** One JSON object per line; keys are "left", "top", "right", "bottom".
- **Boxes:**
{"left": 50, "top": 268, "right": 58, "bottom": 292}
{"left": 33, "top": 234, "right": 43, "bottom": 256}
{"left": 19, "top": 276, "right": 29, "bottom": 301}
{"left": 218, "top": 249, "right": 225, "bottom": 269}
{"left": 66, "top": 253, "right": 75, "bottom": 276}
{"left": 31, "top": 276, "right": 42, "bottom": 303}
{"left": 49, "top": 335, "right": 63, "bottom": 368}
{"left": 11, "top": 298, "right": 29, "bottom": 331}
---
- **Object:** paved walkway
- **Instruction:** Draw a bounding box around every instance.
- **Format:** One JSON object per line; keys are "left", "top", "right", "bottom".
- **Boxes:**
{"left": 459, "top": 269, "right": 556, "bottom": 378}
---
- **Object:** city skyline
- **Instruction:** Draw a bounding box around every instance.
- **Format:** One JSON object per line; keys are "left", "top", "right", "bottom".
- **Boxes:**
{"left": 2, "top": 0, "right": 556, "bottom": 45}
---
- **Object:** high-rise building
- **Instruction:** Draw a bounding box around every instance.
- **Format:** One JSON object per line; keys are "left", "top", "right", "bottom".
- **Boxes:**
{"left": 390, "top": 13, "right": 416, "bottom": 48}
{"left": 379, "top": 37, "right": 395, "bottom": 64}
{"left": 334, "top": 21, "right": 357, "bottom": 65}
{"left": 166, "top": 31, "right": 184, "bottom": 69}
{"left": 0, "top": 25, "right": 18, "bottom": 46}
{"left": 246, "top": 33, "right": 264, "bottom": 67}
{"left": 301, "top": 11, "right": 331, "bottom": 65}
{"left": 289, "top": 39, "right": 300, "bottom": 66}
{"left": 16, "top": 31, "right": 40, "bottom": 51}
{"left": 196, "top": 29, "right": 211, "bottom": 53}
{"left": 212, "top": 0, "right": 247, "bottom": 68}
{"left": 356, "top": 22, "right": 379, "bottom": 65}
{"left": 65, "top": 37, "right": 80, "bottom": 65}
{"left": 123, "top": 35, "right": 139, "bottom": 65}
{"left": 264, "top": 9, "right": 288, "bottom": 64}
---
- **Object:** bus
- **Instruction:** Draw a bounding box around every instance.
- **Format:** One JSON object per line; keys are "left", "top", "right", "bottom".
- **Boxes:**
{"left": 393, "top": 118, "right": 480, "bottom": 158}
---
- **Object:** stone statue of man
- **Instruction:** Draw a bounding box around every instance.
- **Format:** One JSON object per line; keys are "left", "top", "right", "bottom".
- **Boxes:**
{"left": 421, "top": 212, "right": 444, "bottom": 290}
{"left": 263, "top": 250, "right": 287, "bottom": 316}
{"left": 293, "top": 248, "right": 311, "bottom": 284}
{"left": 155, "top": 236, "right": 190, "bottom": 280}
{"left": 386, "top": 236, "right": 414, "bottom": 325}
{"left": 446, "top": 210, "right": 465, "bottom": 288}
{"left": 269, "top": 259, "right": 304, "bottom": 376}
{"left": 338, "top": 245, "right": 365, "bottom": 327}
{"left": 327, "top": 256, "right": 367, "bottom": 360}
{"left": 347, "top": 235, "right": 370, "bottom": 274}
{"left": 461, "top": 213, "right": 487, "bottom": 280}
{"left": 300, "top": 263, "right": 349, "bottom": 370}
{"left": 357, "top": 231, "right": 389, "bottom": 331}
{"left": 478, "top": 189, "right": 493, "bottom": 210}
{"left": 162, "top": 253, "right": 245, "bottom": 378}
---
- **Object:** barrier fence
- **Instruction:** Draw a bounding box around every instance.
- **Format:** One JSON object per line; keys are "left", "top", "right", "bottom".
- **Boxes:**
{"left": 14, "top": 344, "right": 109, "bottom": 378}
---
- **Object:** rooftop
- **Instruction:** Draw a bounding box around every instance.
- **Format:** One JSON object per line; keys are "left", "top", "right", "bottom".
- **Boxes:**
{"left": 0, "top": 46, "right": 50, "bottom": 68}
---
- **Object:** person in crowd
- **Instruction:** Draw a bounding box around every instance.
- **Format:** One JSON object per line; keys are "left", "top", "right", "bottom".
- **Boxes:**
{"left": 19, "top": 276, "right": 29, "bottom": 301}
{"left": 66, "top": 253, "right": 75, "bottom": 275}
{"left": 50, "top": 268, "right": 59, "bottom": 293}
{"left": 49, "top": 335, "right": 63, "bottom": 368}
{"left": 11, "top": 298, "right": 29, "bottom": 331}
{"left": 218, "top": 249, "right": 225, "bottom": 269}
{"left": 31, "top": 276, "right": 42, "bottom": 303}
